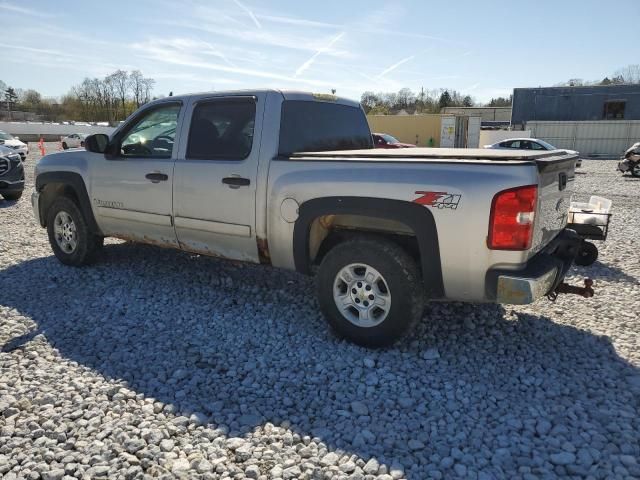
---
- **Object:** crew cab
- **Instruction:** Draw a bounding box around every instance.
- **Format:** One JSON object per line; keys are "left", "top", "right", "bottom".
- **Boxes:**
{"left": 32, "top": 90, "right": 584, "bottom": 347}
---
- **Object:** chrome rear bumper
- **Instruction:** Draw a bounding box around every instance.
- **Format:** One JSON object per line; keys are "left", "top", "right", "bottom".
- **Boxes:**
{"left": 487, "top": 229, "right": 582, "bottom": 304}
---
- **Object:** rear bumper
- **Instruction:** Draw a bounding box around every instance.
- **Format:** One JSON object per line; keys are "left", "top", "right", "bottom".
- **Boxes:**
{"left": 486, "top": 229, "right": 582, "bottom": 304}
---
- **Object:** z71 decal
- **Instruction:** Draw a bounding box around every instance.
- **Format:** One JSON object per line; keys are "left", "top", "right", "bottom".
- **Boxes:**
{"left": 414, "top": 191, "right": 462, "bottom": 210}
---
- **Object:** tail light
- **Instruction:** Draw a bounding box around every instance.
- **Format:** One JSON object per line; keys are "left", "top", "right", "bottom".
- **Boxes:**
{"left": 488, "top": 185, "right": 538, "bottom": 250}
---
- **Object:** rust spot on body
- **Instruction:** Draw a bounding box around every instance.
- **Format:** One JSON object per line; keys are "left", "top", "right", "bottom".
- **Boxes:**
{"left": 257, "top": 237, "right": 271, "bottom": 264}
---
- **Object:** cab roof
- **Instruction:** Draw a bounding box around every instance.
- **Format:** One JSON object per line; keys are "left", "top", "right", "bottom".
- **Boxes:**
{"left": 149, "top": 89, "right": 361, "bottom": 109}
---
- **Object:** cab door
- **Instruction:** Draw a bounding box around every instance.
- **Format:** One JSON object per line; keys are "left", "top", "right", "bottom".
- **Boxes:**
{"left": 172, "top": 95, "right": 263, "bottom": 261}
{"left": 90, "top": 101, "right": 183, "bottom": 247}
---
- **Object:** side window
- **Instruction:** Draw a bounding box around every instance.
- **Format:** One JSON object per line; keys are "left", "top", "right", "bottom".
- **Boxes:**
{"left": 520, "top": 141, "right": 532, "bottom": 149}
{"left": 500, "top": 141, "right": 511, "bottom": 148}
{"left": 120, "top": 104, "right": 181, "bottom": 158}
{"left": 187, "top": 99, "right": 256, "bottom": 160}
{"left": 509, "top": 140, "right": 521, "bottom": 149}
{"left": 530, "top": 141, "right": 544, "bottom": 150}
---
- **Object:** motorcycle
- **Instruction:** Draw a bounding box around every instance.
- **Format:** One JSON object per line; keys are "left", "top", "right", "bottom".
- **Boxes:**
{"left": 618, "top": 142, "right": 640, "bottom": 177}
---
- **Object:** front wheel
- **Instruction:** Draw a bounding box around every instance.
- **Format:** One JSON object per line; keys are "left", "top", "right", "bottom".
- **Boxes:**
{"left": 46, "top": 197, "right": 102, "bottom": 266}
{"left": 316, "top": 237, "right": 424, "bottom": 348}
{"left": 631, "top": 163, "right": 640, "bottom": 178}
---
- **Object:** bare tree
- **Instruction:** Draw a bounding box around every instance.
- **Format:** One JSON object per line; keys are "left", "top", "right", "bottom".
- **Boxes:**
{"left": 141, "top": 78, "right": 155, "bottom": 105}
{"left": 129, "top": 70, "right": 145, "bottom": 108}
{"left": 111, "top": 70, "right": 130, "bottom": 117}
{"left": 614, "top": 64, "right": 640, "bottom": 84}
{"left": 396, "top": 88, "right": 416, "bottom": 109}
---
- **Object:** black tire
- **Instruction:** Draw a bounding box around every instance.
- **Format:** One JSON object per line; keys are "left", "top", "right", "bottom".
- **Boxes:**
{"left": 80, "top": 141, "right": 85, "bottom": 148}
{"left": 575, "top": 241, "right": 598, "bottom": 267}
{"left": 46, "top": 196, "right": 102, "bottom": 266}
{"left": 62, "top": 142, "right": 68, "bottom": 150}
{"left": 631, "top": 163, "right": 640, "bottom": 178}
{"left": 316, "top": 237, "right": 424, "bottom": 348}
{"left": 2, "top": 191, "right": 23, "bottom": 201}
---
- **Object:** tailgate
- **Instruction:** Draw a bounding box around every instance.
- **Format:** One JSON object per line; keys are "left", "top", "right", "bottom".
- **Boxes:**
{"left": 530, "top": 151, "right": 577, "bottom": 255}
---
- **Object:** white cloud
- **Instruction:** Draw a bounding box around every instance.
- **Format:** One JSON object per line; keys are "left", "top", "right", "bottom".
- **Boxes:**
{"left": 0, "top": 1, "right": 55, "bottom": 17}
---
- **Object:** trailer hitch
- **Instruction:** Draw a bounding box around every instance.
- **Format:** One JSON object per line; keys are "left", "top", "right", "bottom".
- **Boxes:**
{"left": 547, "top": 278, "right": 594, "bottom": 301}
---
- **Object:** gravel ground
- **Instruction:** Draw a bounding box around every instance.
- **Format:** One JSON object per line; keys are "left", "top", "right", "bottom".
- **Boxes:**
{"left": 1, "top": 145, "right": 639, "bottom": 480}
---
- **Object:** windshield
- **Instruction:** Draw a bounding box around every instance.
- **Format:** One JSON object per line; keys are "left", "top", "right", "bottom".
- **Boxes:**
{"left": 0, "top": 132, "right": 14, "bottom": 141}
{"left": 380, "top": 134, "right": 399, "bottom": 143}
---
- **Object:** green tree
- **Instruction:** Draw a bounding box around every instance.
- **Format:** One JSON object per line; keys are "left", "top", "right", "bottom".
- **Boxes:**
{"left": 438, "top": 90, "right": 452, "bottom": 110}
{"left": 462, "top": 95, "right": 473, "bottom": 107}
{"left": 4, "top": 87, "right": 18, "bottom": 119}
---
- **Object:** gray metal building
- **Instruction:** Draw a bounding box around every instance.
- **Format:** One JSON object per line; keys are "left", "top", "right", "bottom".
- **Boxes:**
{"left": 511, "top": 84, "right": 640, "bottom": 128}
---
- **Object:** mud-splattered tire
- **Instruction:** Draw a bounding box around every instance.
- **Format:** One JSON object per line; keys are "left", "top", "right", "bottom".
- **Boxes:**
{"left": 46, "top": 196, "right": 102, "bottom": 266}
{"left": 317, "top": 237, "right": 424, "bottom": 348}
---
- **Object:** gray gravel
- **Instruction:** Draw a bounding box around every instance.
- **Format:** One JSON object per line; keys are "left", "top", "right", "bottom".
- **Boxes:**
{"left": 1, "top": 146, "right": 639, "bottom": 479}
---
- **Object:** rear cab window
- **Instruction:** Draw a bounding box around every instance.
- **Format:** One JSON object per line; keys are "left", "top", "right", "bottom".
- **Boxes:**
{"left": 187, "top": 98, "right": 256, "bottom": 160}
{"left": 279, "top": 100, "right": 373, "bottom": 155}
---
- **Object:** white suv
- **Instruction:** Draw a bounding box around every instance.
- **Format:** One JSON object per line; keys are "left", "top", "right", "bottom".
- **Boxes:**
{"left": 0, "top": 131, "right": 28, "bottom": 160}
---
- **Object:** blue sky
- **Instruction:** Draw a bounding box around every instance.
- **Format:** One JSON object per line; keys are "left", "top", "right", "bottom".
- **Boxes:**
{"left": 1, "top": 0, "right": 639, "bottom": 103}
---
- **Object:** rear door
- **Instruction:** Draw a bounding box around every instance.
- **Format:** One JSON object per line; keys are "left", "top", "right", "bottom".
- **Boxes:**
{"left": 172, "top": 95, "right": 264, "bottom": 261}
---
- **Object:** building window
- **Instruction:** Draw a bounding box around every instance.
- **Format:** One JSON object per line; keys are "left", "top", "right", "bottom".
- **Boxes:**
{"left": 603, "top": 101, "right": 625, "bottom": 120}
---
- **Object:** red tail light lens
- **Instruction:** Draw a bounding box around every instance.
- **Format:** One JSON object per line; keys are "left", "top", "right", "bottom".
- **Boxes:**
{"left": 488, "top": 185, "right": 538, "bottom": 250}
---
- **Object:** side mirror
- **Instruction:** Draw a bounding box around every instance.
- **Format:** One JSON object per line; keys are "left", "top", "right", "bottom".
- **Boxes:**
{"left": 85, "top": 134, "right": 110, "bottom": 154}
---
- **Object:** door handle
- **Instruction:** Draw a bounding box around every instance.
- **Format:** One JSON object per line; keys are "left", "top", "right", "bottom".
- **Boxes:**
{"left": 145, "top": 172, "right": 169, "bottom": 183}
{"left": 222, "top": 176, "right": 250, "bottom": 187}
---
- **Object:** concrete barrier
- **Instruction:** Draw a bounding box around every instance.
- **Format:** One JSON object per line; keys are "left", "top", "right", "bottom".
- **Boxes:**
{"left": 0, "top": 122, "right": 115, "bottom": 142}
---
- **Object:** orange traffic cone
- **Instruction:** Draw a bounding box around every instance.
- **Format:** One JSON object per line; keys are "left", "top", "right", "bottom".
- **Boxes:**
{"left": 39, "top": 137, "right": 45, "bottom": 156}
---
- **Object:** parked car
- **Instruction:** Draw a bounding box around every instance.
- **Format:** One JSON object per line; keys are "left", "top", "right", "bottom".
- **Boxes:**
{"left": 0, "top": 144, "right": 25, "bottom": 201}
{"left": 33, "top": 90, "right": 586, "bottom": 347}
{"left": 372, "top": 133, "right": 416, "bottom": 149}
{"left": 61, "top": 133, "right": 88, "bottom": 150}
{"left": 0, "top": 131, "right": 29, "bottom": 160}
{"left": 485, "top": 138, "right": 582, "bottom": 167}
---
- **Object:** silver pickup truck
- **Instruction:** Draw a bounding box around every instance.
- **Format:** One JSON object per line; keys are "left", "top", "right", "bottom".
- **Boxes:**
{"left": 32, "top": 90, "right": 587, "bottom": 347}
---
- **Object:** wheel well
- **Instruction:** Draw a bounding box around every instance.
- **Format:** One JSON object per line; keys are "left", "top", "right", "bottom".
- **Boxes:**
{"left": 40, "top": 183, "right": 80, "bottom": 226}
{"left": 293, "top": 197, "right": 444, "bottom": 299}
{"left": 310, "top": 215, "right": 421, "bottom": 270}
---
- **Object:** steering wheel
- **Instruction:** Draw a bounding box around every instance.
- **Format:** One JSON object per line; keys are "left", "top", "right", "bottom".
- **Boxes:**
{"left": 122, "top": 143, "right": 152, "bottom": 156}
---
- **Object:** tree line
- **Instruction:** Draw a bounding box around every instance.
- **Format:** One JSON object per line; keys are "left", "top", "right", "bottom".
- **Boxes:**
{"left": 1, "top": 70, "right": 156, "bottom": 124}
{"left": 558, "top": 64, "right": 640, "bottom": 87}
{"left": 360, "top": 87, "right": 511, "bottom": 115}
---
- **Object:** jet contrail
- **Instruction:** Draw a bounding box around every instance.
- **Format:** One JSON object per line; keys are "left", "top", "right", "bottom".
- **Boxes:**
{"left": 294, "top": 32, "right": 345, "bottom": 77}
{"left": 233, "top": 0, "right": 261, "bottom": 29}
{"left": 377, "top": 55, "right": 415, "bottom": 78}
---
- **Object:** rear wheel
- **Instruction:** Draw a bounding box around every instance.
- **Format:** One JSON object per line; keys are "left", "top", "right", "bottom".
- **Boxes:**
{"left": 317, "top": 237, "right": 424, "bottom": 347}
{"left": 62, "top": 142, "right": 68, "bottom": 150}
{"left": 46, "top": 196, "right": 102, "bottom": 266}
{"left": 631, "top": 163, "right": 640, "bottom": 178}
{"left": 575, "top": 241, "right": 598, "bottom": 267}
